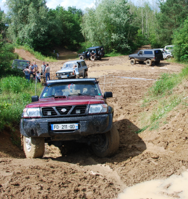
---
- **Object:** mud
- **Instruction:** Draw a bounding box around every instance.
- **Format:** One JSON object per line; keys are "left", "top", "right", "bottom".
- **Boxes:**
{"left": 1, "top": 49, "right": 188, "bottom": 198}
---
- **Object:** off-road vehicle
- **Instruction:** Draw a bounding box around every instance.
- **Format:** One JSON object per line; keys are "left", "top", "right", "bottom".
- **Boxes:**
{"left": 20, "top": 78, "right": 119, "bottom": 158}
{"left": 79, "top": 46, "right": 105, "bottom": 61}
{"left": 12, "top": 59, "right": 30, "bottom": 70}
{"left": 129, "top": 49, "right": 163, "bottom": 66}
{"left": 56, "top": 60, "right": 88, "bottom": 79}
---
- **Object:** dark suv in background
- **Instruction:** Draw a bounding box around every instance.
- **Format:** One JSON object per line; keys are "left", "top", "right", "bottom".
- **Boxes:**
{"left": 12, "top": 59, "right": 30, "bottom": 70}
{"left": 129, "top": 49, "right": 163, "bottom": 66}
{"left": 79, "top": 46, "right": 105, "bottom": 61}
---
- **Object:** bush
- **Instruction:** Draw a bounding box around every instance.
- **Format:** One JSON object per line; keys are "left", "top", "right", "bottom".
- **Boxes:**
{"left": 0, "top": 76, "right": 43, "bottom": 130}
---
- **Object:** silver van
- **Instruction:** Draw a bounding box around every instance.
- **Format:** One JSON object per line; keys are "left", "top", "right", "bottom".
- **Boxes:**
{"left": 56, "top": 60, "right": 88, "bottom": 79}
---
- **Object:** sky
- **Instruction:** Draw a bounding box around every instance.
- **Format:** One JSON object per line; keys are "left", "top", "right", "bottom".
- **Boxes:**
{"left": 0, "top": 0, "right": 96, "bottom": 13}
{"left": 0, "top": 0, "right": 159, "bottom": 13}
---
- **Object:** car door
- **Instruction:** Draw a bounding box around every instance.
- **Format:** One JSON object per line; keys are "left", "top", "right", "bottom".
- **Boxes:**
{"left": 137, "top": 50, "right": 144, "bottom": 61}
{"left": 77, "top": 62, "right": 83, "bottom": 77}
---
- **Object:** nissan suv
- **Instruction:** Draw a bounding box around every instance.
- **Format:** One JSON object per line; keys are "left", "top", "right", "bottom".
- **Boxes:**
{"left": 20, "top": 78, "right": 119, "bottom": 158}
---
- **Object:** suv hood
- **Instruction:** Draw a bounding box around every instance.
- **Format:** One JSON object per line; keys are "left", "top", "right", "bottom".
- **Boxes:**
{"left": 26, "top": 96, "right": 105, "bottom": 108}
{"left": 56, "top": 68, "right": 73, "bottom": 73}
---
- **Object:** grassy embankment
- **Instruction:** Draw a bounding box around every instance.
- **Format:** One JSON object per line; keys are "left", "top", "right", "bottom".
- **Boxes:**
{"left": 16, "top": 45, "right": 57, "bottom": 62}
{"left": 138, "top": 65, "right": 188, "bottom": 132}
{"left": 0, "top": 76, "right": 43, "bottom": 146}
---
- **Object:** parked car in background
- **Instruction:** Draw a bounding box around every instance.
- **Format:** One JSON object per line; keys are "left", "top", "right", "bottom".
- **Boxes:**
{"left": 129, "top": 49, "right": 163, "bottom": 66}
{"left": 162, "top": 50, "right": 173, "bottom": 59}
{"left": 164, "top": 45, "right": 174, "bottom": 53}
{"left": 79, "top": 46, "right": 105, "bottom": 61}
{"left": 56, "top": 60, "right": 88, "bottom": 79}
{"left": 12, "top": 59, "right": 30, "bottom": 70}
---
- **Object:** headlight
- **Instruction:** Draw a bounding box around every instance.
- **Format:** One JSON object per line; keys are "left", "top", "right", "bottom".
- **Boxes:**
{"left": 23, "top": 108, "right": 41, "bottom": 118}
{"left": 89, "top": 104, "right": 108, "bottom": 114}
{"left": 56, "top": 73, "right": 60, "bottom": 77}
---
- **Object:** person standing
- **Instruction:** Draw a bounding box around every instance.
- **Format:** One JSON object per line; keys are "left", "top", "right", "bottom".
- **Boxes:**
{"left": 23, "top": 66, "right": 30, "bottom": 81}
{"left": 33, "top": 62, "right": 38, "bottom": 71}
{"left": 41, "top": 62, "right": 46, "bottom": 76}
{"left": 30, "top": 63, "right": 36, "bottom": 79}
{"left": 45, "top": 63, "right": 50, "bottom": 81}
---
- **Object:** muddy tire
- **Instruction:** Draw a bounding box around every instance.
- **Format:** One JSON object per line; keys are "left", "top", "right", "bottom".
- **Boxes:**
{"left": 23, "top": 136, "right": 45, "bottom": 158}
{"left": 146, "top": 59, "right": 152, "bottom": 66}
{"left": 79, "top": 56, "right": 84, "bottom": 60}
{"left": 90, "top": 55, "right": 96, "bottom": 61}
{"left": 130, "top": 59, "right": 136, "bottom": 65}
{"left": 91, "top": 125, "right": 119, "bottom": 157}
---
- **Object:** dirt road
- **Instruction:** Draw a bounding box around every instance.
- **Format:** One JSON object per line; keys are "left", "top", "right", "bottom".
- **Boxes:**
{"left": 1, "top": 51, "right": 188, "bottom": 198}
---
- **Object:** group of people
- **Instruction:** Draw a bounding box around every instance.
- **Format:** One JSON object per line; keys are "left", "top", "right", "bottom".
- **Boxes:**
{"left": 23, "top": 61, "right": 50, "bottom": 82}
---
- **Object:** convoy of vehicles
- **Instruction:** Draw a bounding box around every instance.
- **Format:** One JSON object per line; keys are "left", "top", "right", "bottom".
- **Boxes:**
{"left": 20, "top": 78, "right": 119, "bottom": 158}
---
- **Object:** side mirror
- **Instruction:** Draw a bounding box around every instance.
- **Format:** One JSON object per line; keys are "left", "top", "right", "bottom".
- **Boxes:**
{"left": 31, "top": 95, "right": 39, "bottom": 102}
{"left": 104, "top": 92, "right": 113, "bottom": 99}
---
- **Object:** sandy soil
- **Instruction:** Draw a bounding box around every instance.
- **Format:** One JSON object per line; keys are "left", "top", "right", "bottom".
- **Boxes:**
{"left": 1, "top": 49, "right": 188, "bottom": 198}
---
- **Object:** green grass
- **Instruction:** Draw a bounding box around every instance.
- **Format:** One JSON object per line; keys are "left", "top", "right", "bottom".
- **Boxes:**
{"left": 139, "top": 66, "right": 188, "bottom": 132}
{"left": 16, "top": 45, "right": 57, "bottom": 62}
{"left": 0, "top": 76, "right": 43, "bottom": 130}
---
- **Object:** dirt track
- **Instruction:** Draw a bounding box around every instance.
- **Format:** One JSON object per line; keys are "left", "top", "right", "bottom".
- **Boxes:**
{"left": 1, "top": 50, "right": 188, "bottom": 198}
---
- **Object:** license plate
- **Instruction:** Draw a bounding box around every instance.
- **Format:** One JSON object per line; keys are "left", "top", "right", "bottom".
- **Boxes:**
{"left": 51, "top": 123, "right": 78, "bottom": 131}
{"left": 61, "top": 75, "right": 68, "bottom": 78}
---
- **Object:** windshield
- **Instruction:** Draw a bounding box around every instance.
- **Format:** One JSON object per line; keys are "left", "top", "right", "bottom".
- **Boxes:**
{"left": 41, "top": 82, "right": 102, "bottom": 98}
{"left": 62, "top": 63, "right": 77, "bottom": 69}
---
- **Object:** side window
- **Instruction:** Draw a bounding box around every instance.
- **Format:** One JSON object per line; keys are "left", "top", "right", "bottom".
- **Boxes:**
{"left": 138, "top": 51, "right": 143, "bottom": 55}
{"left": 81, "top": 61, "right": 86, "bottom": 66}
{"left": 144, "top": 51, "right": 153, "bottom": 55}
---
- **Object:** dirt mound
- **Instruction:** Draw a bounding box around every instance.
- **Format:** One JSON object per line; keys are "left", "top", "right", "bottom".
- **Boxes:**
{"left": 1, "top": 48, "right": 188, "bottom": 198}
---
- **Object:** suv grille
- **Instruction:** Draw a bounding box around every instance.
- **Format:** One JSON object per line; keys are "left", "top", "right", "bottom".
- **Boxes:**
{"left": 56, "top": 106, "right": 72, "bottom": 115}
{"left": 42, "top": 107, "right": 57, "bottom": 116}
{"left": 42, "top": 105, "right": 87, "bottom": 117}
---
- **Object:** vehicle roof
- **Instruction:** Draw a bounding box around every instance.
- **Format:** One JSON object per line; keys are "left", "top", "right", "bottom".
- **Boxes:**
{"left": 165, "top": 45, "right": 174, "bottom": 47}
{"left": 87, "top": 46, "right": 103, "bottom": 50}
{"left": 63, "top": 60, "right": 85, "bottom": 64}
{"left": 139, "top": 49, "right": 161, "bottom": 51}
{"left": 13, "top": 59, "right": 30, "bottom": 62}
{"left": 47, "top": 78, "right": 98, "bottom": 84}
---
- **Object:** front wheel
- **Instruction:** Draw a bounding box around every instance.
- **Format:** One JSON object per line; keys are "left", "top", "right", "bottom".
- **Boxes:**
{"left": 130, "top": 59, "right": 136, "bottom": 65}
{"left": 91, "top": 125, "right": 119, "bottom": 157}
{"left": 23, "top": 136, "right": 45, "bottom": 158}
{"left": 146, "top": 59, "right": 152, "bottom": 66}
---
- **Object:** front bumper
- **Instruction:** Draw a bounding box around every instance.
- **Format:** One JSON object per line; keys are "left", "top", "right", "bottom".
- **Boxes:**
{"left": 20, "top": 113, "right": 113, "bottom": 141}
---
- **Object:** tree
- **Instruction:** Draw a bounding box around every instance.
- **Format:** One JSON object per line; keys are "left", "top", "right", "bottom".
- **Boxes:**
{"left": 81, "top": 0, "right": 134, "bottom": 52}
{"left": 157, "top": 0, "right": 188, "bottom": 46}
{"left": 173, "top": 18, "right": 188, "bottom": 61}
{"left": 5, "top": 0, "right": 49, "bottom": 52}
{"left": 0, "top": 34, "right": 16, "bottom": 77}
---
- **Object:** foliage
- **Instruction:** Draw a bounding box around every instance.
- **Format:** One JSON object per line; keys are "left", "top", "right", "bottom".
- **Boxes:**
{"left": 0, "top": 76, "right": 43, "bottom": 130}
{"left": 17, "top": 45, "right": 56, "bottom": 62}
{"left": 157, "top": 0, "right": 188, "bottom": 46}
{"left": 81, "top": 0, "right": 134, "bottom": 53}
{"left": 173, "top": 18, "right": 188, "bottom": 62}
{"left": 5, "top": 0, "right": 49, "bottom": 53}
{"left": 0, "top": 34, "right": 17, "bottom": 77}
{"left": 47, "top": 6, "right": 84, "bottom": 51}
{"left": 149, "top": 73, "right": 180, "bottom": 97}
